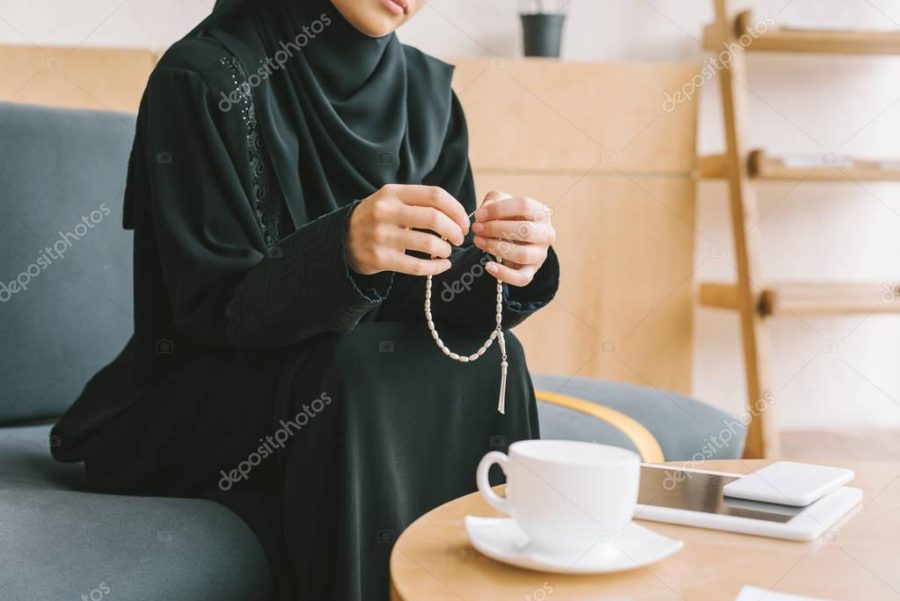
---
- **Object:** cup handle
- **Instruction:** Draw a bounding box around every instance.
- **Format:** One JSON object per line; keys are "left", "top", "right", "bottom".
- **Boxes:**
{"left": 476, "top": 451, "right": 513, "bottom": 515}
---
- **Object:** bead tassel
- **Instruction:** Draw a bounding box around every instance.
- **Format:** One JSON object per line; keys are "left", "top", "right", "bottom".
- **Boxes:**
{"left": 497, "top": 330, "right": 508, "bottom": 414}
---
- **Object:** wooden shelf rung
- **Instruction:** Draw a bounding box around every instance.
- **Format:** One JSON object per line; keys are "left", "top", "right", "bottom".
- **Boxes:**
{"left": 741, "top": 11, "right": 900, "bottom": 55}
{"left": 748, "top": 149, "right": 900, "bottom": 181}
{"left": 700, "top": 281, "right": 900, "bottom": 317}
{"left": 703, "top": 11, "right": 900, "bottom": 55}
{"left": 698, "top": 282, "right": 741, "bottom": 311}
{"left": 762, "top": 282, "right": 900, "bottom": 316}
{"left": 698, "top": 149, "right": 900, "bottom": 181}
{"left": 698, "top": 153, "right": 728, "bottom": 179}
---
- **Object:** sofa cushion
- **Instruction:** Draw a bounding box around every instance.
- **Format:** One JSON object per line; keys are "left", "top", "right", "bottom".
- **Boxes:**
{"left": 0, "top": 423, "right": 86, "bottom": 490}
{"left": 0, "top": 103, "right": 135, "bottom": 424}
{"left": 533, "top": 375, "right": 745, "bottom": 461}
{"left": 0, "top": 425, "right": 273, "bottom": 601}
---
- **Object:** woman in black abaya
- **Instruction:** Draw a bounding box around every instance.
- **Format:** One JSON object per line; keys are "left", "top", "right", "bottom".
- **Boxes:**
{"left": 51, "top": 0, "right": 559, "bottom": 598}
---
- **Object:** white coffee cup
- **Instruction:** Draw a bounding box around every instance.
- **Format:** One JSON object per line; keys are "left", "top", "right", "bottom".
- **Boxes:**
{"left": 476, "top": 440, "right": 641, "bottom": 552}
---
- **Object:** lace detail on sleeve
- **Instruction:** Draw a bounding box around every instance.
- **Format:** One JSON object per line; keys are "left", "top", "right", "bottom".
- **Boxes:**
{"left": 220, "top": 55, "right": 281, "bottom": 250}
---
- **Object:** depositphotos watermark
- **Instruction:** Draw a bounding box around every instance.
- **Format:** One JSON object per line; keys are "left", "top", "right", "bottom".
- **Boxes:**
{"left": 663, "top": 12, "right": 775, "bottom": 113}
{"left": 440, "top": 253, "right": 491, "bottom": 302}
{"left": 0, "top": 203, "right": 111, "bottom": 303}
{"left": 80, "top": 581, "right": 111, "bottom": 601}
{"left": 218, "top": 12, "right": 332, "bottom": 112}
{"left": 218, "top": 392, "right": 333, "bottom": 491}
{"left": 524, "top": 582, "right": 554, "bottom": 601}
{"left": 662, "top": 391, "right": 776, "bottom": 491}
{"left": 441, "top": 205, "right": 552, "bottom": 302}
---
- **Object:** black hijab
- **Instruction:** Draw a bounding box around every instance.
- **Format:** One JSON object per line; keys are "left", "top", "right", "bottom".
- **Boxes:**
{"left": 182, "top": 0, "right": 456, "bottom": 229}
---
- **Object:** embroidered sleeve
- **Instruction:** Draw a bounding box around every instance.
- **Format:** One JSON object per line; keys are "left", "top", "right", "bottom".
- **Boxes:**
{"left": 220, "top": 55, "right": 281, "bottom": 249}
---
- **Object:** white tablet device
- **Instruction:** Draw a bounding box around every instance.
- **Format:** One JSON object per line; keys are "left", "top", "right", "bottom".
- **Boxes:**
{"left": 635, "top": 464, "right": 863, "bottom": 542}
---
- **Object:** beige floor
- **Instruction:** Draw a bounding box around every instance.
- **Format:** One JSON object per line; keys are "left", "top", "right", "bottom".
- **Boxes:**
{"left": 780, "top": 429, "right": 900, "bottom": 462}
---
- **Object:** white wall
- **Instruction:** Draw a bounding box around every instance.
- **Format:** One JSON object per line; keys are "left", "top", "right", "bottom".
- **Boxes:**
{"left": 3, "top": 0, "right": 899, "bottom": 431}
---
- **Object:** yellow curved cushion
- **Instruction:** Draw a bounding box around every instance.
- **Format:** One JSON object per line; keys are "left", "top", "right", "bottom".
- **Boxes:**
{"left": 535, "top": 389, "right": 665, "bottom": 463}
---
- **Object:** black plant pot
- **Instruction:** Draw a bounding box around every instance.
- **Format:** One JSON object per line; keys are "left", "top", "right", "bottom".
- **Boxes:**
{"left": 520, "top": 13, "right": 566, "bottom": 58}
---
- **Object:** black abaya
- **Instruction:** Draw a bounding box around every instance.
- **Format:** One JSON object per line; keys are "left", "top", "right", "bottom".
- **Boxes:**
{"left": 51, "top": 0, "right": 560, "bottom": 599}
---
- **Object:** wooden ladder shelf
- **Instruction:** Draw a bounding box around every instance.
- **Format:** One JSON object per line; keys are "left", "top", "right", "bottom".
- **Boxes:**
{"left": 698, "top": 2, "right": 900, "bottom": 458}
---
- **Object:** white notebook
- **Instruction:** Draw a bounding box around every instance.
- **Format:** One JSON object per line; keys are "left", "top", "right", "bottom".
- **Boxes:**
{"left": 736, "top": 586, "right": 831, "bottom": 601}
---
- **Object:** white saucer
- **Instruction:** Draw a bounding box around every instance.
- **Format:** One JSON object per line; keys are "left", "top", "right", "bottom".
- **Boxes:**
{"left": 464, "top": 516, "right": 683, "bottom": 574}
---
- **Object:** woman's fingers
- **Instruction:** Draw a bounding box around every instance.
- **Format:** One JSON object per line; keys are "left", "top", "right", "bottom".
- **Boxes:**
{"left": 475, "top": 196, "right": 550, "bottom": 223}
{"left": 393, "top": 185, "right": 471, "bottom": 236}
{"left": 349, "top": 184, "right": 471, "bottom": 275}
{"left": 388, "top": 251, "right": 452, "bottom": 277}
{"left": 471, "top": 192, "right": 555, "bottom": 285}
{"left": 394, "top": 228, "right": 453, "bottom": 258}
{"left": 394, "top": 205, "right": 465, "bottom": 246}
{"left": 470, "top": 219, "right": 554, "bottom": 245}
{"left": 473, "top": 236, "right": 547, "bottom": 266}
{"left": 485, "top": 260, "right": 536, "bottom": 287}
{"left": 481, "top": 190, "right": 514, "bottom": 205}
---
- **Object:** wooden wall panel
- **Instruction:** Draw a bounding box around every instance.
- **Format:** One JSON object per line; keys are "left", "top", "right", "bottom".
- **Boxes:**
{"left": 451, "top": 58, "right": 698, "bottom": 175}
{"left": 0, "top": 45, "right": 154, "bottom": 113}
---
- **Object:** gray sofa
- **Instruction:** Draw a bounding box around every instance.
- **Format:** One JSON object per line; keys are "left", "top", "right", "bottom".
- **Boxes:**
{"left": 0, "top": 102, "right": 744, "bottom": 600}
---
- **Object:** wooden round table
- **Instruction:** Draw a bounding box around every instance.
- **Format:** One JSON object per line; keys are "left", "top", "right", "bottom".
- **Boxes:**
{"left": 390, "top": 460, "right": 900, "bottom": 600}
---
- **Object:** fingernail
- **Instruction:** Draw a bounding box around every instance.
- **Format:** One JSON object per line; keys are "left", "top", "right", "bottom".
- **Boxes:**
{"left": 472, "top": 222, "right": 484, "bottom": 234}
{"left": 486, "top": 262, "right": 498, "bottom": 273}
{"left": 475, "top": 208, "right": 487, "bottom": 221}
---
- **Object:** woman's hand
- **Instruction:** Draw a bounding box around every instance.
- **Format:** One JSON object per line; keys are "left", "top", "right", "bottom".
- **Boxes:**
{"left": 471, "top": 191, "right": 555, "bottom": 287}
{"left": 347, "top": 184, "right": 471, "bottom": 276}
